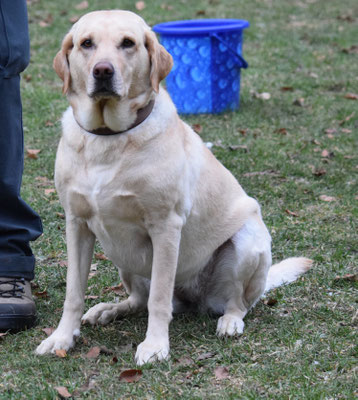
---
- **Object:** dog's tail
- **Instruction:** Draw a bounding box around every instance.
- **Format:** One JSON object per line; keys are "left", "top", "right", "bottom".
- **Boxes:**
{"left": 264, "top": 257, "right": 313, "bottom": 292}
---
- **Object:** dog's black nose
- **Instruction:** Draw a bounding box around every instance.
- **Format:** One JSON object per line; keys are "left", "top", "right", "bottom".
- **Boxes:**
{"left": 93, "top": 62, "right": 114, "bottom": 80}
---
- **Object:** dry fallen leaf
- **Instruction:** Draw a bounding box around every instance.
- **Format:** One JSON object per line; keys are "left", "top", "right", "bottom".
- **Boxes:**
{"left": 98, "top": 345, "right": 114, "bottom": 355}
{"left": 34, "top": 290, "right": 49, "bottom": 298}
{"left": 85, "top": 295, "right": 99, "bottom": 300}
{"left": 280, "top": 86, "right": 294, "bottom": 91}
{"left": 342, "top": 45, "right": 358, "bottom": 54}
{"left": 161, "top": 4, "right": 174, "bottom": 10}
{"left": 253, "top": 91, "right": 271, "bottom": 100}
{"left": 275, "top": 128, "right": 288, "bottom": 135}
{"left": 75, "top": 1, "right": 89, "bottom": 10}
{"left": 72, "top": 377, "right": 97, "bottom": 397}
{"left": 35, "top": 176, "right": 53, "bottom": 186}
{"left": 319, "top": 195, "right": 336, "bottom": 202}
{"left": 214, "top": 366, "right": 230, "bottom": 380}
{"left": 325, "top": 128, "right": 337, "bottom": 135}
{"left": 119, "top": 369, "right": 143, "bottom": 383}
{"left": 293, "top": 97, "right": 305, "bottom": 106}
{"left": 339, "top": 112, "right": 355, "bottom": 125}
{"left": 197, "top": 351, "right": 215, "bottom": 361}
{"left": 27, "top": 149, "right": 41, "bottom": 159}
{"left": 44, "top": 188, "right": 56, "bottom": 196}
{"left": 90, "top": 263, "right": 98, "bottom": 271}
{"left": 55, "top": 349, "right": 67, "bottom": 358}
{"left": 135, "top": 1, "right": 146, "bottom": 10}
{"left": 103, "top": 283, "right": 124, "bottom": 295}
{"left": 94, "top": 252, "right": 108, "bottom": 261}
{"left": 312, "top": 168, "right": 326, "bottom": 177}
{"left": 177, "top": 356, "right": 194, "bottom": 366}
{"left": 334, "top": 274, "right": 358, "bottom": 282}
{"left": 42, "top": 327, "right": 55, "bottom": 336}
{"left": 55, "top": 386, "right": 72, "bottom": 398}
{"left": 38, "top": 14, "right": 53, "bottom": 28}
{"left": 337, "top": 14, "right": 355, "bottom": 22}
{"left": 321, "top": 149, "right": 335, "bottom": 159}
{"left": 192, "top": 124, "right": 203, "bottom": 134}
{"left": 285, "top": 209, "right": 299, "bottom": 217}
{"left": 86, "top": 346, "right": 101, "bottom": 359}
{"left": 160, "top": 4, "right": 174, "bottom": 11}
{"left": 229, "top": 145, "right": 248, "bottom": 152}
{"left": 264, "top": 297, "right": 278, "bottom": 306}
{"left": 69, "top": 15, "right": 80, "bottom": 23}
{"left": 344, "top": 93, "right": 358, "bottom": 100}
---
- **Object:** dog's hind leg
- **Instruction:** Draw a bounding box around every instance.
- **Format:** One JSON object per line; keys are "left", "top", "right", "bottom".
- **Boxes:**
{"left": 205, "top": 216, "right": 272, "bottom": 337}
{"left": 82, "top": 271, "right": 149, "bottom": 325}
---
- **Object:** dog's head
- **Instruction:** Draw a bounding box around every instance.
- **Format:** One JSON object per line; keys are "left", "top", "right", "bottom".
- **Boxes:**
{"left": 54, "top": 10, "right": 173, "bottom": 124}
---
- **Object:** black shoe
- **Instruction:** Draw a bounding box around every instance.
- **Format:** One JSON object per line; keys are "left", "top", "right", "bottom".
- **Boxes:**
{"left": 0, "top": 278, "right": 37, "bottom": 331}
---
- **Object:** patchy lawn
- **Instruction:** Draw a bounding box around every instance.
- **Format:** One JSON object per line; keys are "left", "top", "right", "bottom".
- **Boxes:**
{"left": 1, "top": 0, "right": 357, "bottom": 398}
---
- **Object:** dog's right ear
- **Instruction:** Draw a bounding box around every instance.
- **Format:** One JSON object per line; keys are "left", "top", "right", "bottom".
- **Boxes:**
{"left": 53, "top": 33, "right": 73, "bottom": 94}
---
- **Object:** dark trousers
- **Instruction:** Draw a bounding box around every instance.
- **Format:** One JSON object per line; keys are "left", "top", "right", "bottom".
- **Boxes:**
{"left": 0, "top": 1, "right": 42, "bottom": 280}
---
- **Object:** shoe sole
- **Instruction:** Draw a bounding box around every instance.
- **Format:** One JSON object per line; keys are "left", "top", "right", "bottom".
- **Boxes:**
{"left": 0, "top": 314, "right": 37, "bottom": 332}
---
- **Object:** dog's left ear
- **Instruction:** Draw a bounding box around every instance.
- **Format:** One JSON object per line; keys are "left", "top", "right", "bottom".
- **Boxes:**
{"left": 145, "top": 31, "right": 173, "bottom": 93}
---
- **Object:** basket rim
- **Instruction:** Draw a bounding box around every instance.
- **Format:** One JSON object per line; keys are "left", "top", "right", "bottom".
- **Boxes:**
{"left": 153, "top": 18, "right": 250, "bottom": 36}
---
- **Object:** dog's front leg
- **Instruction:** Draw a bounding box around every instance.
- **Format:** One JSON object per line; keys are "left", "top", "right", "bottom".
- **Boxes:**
{"left": 36, "top": 217, "right": 95, "bottom": 354}
{"left": 135, "top": 217, "right": 182, "bottom": 365}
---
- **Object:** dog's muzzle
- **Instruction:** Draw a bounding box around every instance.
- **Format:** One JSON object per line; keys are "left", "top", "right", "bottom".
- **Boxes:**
{"left": 91, "top": 61, "right": 118, "bottom": 97}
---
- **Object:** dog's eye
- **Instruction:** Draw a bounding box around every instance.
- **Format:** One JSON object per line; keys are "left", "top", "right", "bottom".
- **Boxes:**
{"left": 121, "top": 38, "right": 135, "bottom": 49}
{"left": 81, "top": 39, "right": 93, "bottom": 49}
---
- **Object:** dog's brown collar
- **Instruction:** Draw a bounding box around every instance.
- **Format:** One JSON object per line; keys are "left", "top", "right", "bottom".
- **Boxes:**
{"left": 76, "top": 100, "right": 155, "bottom": 136}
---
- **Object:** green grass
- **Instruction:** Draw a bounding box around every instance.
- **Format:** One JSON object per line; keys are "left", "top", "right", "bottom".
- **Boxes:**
{"left": 1, "top": 0, "right": 357, "bottom": 398}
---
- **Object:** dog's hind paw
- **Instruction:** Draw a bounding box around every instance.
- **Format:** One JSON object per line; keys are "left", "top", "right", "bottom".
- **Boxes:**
{"left": 82, "top": 303, "right": 117, "bottom": 326}
{"left": 216, "top": 314, "right": 245, "bottom": 337}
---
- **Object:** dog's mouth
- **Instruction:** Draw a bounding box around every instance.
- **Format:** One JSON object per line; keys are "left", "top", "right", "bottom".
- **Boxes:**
{"left": 90, "top": 89, "right": 121, "bottom": 100}
{"left": 89, "top": 82, "right": 121, "bottom": 99}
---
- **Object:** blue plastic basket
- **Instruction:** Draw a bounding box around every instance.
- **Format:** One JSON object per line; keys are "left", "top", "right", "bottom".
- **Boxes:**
{"left": 153, "top": 19, "right": 249, "bottom": 114}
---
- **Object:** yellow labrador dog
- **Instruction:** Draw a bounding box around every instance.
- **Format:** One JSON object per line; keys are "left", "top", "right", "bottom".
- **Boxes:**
{"left": 36, "top": 10, "right": 312, "bottom": 365}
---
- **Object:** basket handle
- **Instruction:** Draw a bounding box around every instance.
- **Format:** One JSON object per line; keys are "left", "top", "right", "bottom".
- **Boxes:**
{"left": 211, "top": 33, "right": 248, "bottom": 69}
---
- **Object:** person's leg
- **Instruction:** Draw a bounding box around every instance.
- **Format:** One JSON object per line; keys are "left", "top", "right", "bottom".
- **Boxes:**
{"left": 0, "top": 1, "right": 43, "bottom": 330}
{"left": 0, "top": 74, "right": 42, "bottom": 280}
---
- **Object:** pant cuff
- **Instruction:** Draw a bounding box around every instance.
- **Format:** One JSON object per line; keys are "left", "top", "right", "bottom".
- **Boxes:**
{"left": 0, "top": 254, "right": 35, "bottom": 280}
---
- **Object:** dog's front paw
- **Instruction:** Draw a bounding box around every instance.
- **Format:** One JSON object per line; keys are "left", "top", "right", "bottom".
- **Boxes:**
{"left": 135, "top": 338, "right": 170, "bottom": 365}
{"left": 35, "top": 329, "right": 79, "bottom": 355}
{"left": 216, "top": 314, "right": 245, "bottom": 337}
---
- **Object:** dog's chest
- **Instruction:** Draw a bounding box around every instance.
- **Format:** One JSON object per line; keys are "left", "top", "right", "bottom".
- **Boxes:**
{"left": 67, "top": 163, "right": 142, "bottom": 220}
{"left": 66, "top": 165, "right": 153, "bottom": 273}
